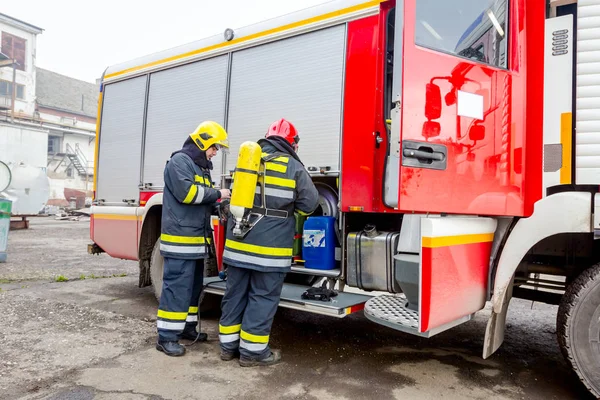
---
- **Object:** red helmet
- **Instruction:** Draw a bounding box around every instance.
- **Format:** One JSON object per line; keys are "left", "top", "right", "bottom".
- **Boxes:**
{"left": 266, "top": 118, "right": 299, "bottom": 149}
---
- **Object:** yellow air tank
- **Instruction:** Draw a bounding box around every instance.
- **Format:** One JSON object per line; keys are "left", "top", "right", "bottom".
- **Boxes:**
{"left": 230, "top": 141, "right": 262, "bottom": 235}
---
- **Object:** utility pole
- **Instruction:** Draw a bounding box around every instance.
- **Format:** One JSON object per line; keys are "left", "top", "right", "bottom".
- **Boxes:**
{"left": 11, "top": 60, "right": 16, "bottom": 123}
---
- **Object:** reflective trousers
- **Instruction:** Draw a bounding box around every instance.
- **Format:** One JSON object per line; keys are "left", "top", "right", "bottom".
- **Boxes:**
{"left": 218, "top": 265, "right": 286, "bottom": 360}
{"left": 156, "top": 258, "right": 204, "bottom": 342}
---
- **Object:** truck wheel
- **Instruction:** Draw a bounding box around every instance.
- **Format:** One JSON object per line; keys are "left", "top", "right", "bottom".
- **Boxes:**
{"left": 150, "top": 238, "right": 221, "bottom": 313}
{"left": 557, "top": 263, "right": 600, "bottom": 397}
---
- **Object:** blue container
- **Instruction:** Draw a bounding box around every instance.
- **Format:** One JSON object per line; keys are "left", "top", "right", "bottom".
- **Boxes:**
{"left": 302, "top": 216, "right": 336, "bottom": 270}
{"left": 0, "top": 199, "right": 12, "bottom": 263}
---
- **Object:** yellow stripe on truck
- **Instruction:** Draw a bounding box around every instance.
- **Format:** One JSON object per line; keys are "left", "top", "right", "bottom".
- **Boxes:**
{"left": 560, "top": 112, "right": 572, "bottom": 185}
{"left": 104, "top": 0, "right": 385, "bottom": 80}
{"left": 422, "top": 233, "right": 494, "bottom": 248}
{"left": 93, "top": 91, "right": 103, "bottom": 196}
{"left": 93, "top": 214, "right": 139, "bottom": 221}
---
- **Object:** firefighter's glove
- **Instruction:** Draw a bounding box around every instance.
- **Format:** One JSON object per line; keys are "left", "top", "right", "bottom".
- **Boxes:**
{"left": 218, "top": 199, "right": 230, "bottom": 224}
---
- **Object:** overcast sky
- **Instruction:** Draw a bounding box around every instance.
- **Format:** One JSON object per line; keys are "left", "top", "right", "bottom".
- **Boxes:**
{"left": 2, "top": 0, "right": 328, "bottom": 83}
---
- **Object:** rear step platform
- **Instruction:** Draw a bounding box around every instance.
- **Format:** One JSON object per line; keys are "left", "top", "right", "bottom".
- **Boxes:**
{"left": 204, "top": 276, "right": 371, "bottom": 318}
{"left": 364, "top": 295, "right": 472, "bottom": 338}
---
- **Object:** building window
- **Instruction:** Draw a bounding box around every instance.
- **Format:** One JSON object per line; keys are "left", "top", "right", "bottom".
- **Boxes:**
{"left": 66, "top": 167, "right": 74, "bottom": 178}
{"left": 0, "top": 80, "right": 26, "bottom": 100}
{"left": 1, "top": 31, "right": 26, "bottom": 71}
{"left": 48, "top": 136, "right": 62, "bottom": 154}
{"left": 415, "top": 0, "right": 509, "bottom": 69}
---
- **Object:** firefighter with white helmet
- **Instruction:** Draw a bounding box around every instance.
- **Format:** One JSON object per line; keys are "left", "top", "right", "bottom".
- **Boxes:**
{"left": 218, "top": 118, "right": 319, "bottom": 366}
{"left": 156, "top": 121, "right": 231, "bottom": 357}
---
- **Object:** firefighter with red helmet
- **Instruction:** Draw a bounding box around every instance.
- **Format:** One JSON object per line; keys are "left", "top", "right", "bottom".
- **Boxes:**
{"left": 218, "top": 118, "right": 319, "bottom": 366}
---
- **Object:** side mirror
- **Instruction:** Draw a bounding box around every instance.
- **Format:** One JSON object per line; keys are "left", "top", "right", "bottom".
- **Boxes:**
{"left": 425, "top": 83, "right": 442, "bottom": 120}
{"left": 469, "top": 124, "right": 485, "bottom": 141}
{"left": 445, "top": 90, "right": 456, "bottom": 106}
{"left": 422, "top": 121, "right": 441, "bottom": 139}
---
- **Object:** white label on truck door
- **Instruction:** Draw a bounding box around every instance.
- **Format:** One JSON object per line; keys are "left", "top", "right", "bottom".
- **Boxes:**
{"left": 457, "top": 90, "right": 484, "bottom": 120}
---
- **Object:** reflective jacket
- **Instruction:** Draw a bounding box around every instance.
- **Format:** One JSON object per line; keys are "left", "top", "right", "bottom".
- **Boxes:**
{"left": 160, "top": 152, "right": 220, "bottom": 260}
{"left": 223, "top": 141, "right": 319, "bottom": 272}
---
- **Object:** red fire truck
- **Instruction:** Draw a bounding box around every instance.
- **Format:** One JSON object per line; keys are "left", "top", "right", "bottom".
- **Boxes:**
{"left": 89, "top": 0, "right": 600, "bottom": 395}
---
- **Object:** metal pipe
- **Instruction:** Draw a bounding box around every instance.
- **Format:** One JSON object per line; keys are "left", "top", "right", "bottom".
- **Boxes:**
{"left": 519, "top": 262, "right": 565, "bottom": 276}
{"left": 515, "top": 281, "right": 566, "bottom": 291}
{"left": 11, "top": 62, "right": 16, "bottom": 123}
{"left": 0, "top": 110, "right": 97, "bottom": 133}
{"left": 6, "top": 119, "right": 96, "bottom": 137}
{"left": 515, "top": 276, "right": 566, "bottom": 286}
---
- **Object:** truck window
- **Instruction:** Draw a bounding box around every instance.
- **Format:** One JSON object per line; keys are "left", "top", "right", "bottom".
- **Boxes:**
{"left": 415, "top": 0, "right": 509, "bottom": 69}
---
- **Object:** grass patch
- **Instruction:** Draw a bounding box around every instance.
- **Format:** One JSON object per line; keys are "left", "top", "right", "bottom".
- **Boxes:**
{"left": 85, "top": 273, "right": 128, "bottom": 279}
{"left": 79, "top": 274, "right": 86, "bottom": 280}
{"left": 54, "top": 275, "right": 69, "bottom": 282}
{"left": 0, "top": 279, "right": 12, "bottom": 284}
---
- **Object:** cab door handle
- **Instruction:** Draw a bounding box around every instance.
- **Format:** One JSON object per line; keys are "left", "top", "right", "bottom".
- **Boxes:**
{"left": 403, "top": 147, "right": 444, "bottom": 161}
{"left": 401, "top": 140, "right": 447, "bottom": 171}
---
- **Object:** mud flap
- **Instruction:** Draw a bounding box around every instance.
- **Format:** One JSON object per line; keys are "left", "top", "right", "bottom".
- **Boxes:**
{"left": 483, "top": 274, "right": 514, "bottom": 359}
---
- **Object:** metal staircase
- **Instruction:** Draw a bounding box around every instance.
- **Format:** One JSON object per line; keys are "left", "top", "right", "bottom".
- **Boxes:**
{"left": 63, "top": 143, "right": 93, "bottom": 178}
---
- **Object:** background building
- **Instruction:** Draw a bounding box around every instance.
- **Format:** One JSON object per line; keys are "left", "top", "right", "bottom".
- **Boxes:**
{"left": 37, "top": 68, "right": 97, "bottom": 208}
{"left": 0, "top": 12, "right": 98, "bottom": 218}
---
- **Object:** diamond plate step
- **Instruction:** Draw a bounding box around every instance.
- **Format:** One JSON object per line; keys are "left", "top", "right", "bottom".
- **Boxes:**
{"left": 364, "top": 295, "right": 472, "bottom": 338}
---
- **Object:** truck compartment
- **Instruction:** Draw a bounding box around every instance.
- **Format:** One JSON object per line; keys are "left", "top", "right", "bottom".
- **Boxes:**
{"left": 346, "top": 214, "right": 497, "bottom": 337}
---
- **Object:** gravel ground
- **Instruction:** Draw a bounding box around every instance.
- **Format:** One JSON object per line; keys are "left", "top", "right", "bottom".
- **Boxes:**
{"left": 1, "top": 217, "right": 137, "bottom": 282}
{"left": 0, "top": 218, "right": 595, "bottom": 399}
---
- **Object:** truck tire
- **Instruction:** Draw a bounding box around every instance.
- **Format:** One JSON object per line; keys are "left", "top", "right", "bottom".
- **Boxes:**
{"left": 150, "top": 238, "right": 221, "bottom": 313}
{"left": 557, "top": 263, "right": 600, "bottom": 397}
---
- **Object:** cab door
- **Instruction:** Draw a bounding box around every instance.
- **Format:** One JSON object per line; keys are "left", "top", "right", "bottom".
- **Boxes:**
{"left": 398, "top": 0, "right": 512, "bottom": 215}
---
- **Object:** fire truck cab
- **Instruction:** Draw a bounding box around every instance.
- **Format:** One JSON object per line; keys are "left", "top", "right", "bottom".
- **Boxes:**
{"left": 89, "top": 0, "right": 600, "bottom": 395}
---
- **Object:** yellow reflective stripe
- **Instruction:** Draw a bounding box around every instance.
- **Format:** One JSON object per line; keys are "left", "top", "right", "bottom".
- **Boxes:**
{"left": 194, "top": 175, "right": 212, "bottom": 187}
{"left": 188, "top": 306, "right": 199, "bottom": 314}
{"left": 265, "top": 176, "right": 295, "bottom": 189}
{"left": 183, "top": 184, "right": 198, "bottom": 204}
{"left": 261, "top": 152, "right": 289, "bottom": 164}
{"left": 219, "top": 324, "right": 242, "bottom": 334}
{"left": 226, "top": 239, "right": 292, "bottom": 257}
{"left": 157, "top": 310, "right": 188, "bottom": 320}
{"left": 241, "top": 330, "right": 269, "bottom": 343}
{"left": 266, "top": 162, "right": 287, "bottom": 174}
{"left": 161, "top": 234, "right": 207, "bottom": 244}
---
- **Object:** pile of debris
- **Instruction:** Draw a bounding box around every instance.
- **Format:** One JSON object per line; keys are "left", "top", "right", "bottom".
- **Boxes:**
{"left": 53, "top": 208, "right": 91, "bottom": 222}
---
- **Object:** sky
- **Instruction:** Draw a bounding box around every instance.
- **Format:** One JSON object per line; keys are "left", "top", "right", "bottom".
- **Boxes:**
{"left": 2, "top": 0, "right": 328, "bottom": 83}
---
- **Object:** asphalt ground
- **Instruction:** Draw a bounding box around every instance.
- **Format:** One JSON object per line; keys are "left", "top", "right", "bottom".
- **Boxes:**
{"left": 0, "top": 218, "right": 594, "bottom": 399}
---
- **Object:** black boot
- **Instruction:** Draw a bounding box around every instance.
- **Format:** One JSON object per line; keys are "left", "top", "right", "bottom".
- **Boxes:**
{"left": 156, "top": 340, "right": 186, "bottom": 357}
{"left": 239, "top": 349, "right": 281, "bottom": 367}
{"left": 181, "top": 330, "right": 208, "bottom": 342}
{"left": 220, "top": 349, "right": 239, "bottom": 361}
